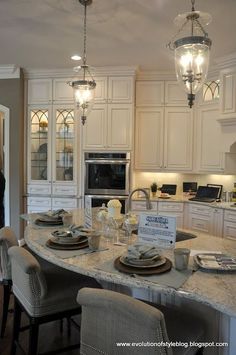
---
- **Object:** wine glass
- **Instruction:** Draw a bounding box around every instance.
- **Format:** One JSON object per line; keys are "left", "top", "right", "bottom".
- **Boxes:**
{"left": 123, "top": 213, "right": 139, "bottom": 245}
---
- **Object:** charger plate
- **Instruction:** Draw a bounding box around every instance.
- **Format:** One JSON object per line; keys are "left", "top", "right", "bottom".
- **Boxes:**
{"left": 120, "top": 256, "right": 166, "bottom": 269}
{"left": 114, "top": 256, "right": 172, "bottom": 275}
{"left": 35, "top": 218, "right": 63, "bottom": 227}
{"left": 50, "top": 235, "right": 87, "bottom": 245}
{"left": 46, "top": 239, "right": 88, "bottom": 250}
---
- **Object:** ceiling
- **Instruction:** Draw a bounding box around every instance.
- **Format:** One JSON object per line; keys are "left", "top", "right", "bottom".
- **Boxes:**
{"left": 0, "top": 0, "right": 236, "bottom": 72}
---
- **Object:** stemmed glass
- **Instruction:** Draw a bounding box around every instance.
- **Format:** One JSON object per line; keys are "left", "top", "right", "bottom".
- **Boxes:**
{"left": 123, "top": 213, "right": 139, "bottom": 245}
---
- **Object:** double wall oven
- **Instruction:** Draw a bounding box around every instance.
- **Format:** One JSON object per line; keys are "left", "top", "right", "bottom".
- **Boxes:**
{"left": 84, "top": 152, "right": 130, "bottom": 214}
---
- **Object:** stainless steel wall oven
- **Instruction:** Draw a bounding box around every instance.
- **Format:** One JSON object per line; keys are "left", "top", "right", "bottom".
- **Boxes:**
{"left": 84, "top": 152, "right": 130, "bottom": 196}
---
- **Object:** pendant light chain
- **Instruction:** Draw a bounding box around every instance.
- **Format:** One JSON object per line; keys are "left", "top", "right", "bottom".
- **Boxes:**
{"left": 191, "top": 0, "right": 195, "bottom": 11}
{"left": 83, "top": 2, "right": 87, "bottom": 67}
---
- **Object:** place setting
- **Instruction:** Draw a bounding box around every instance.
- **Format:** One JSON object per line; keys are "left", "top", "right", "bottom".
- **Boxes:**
{"left": 114, "top": 244, "right": 172, "bottom": 275}
{"left": 34, "top": 209, "right": 68, "bottom": 227}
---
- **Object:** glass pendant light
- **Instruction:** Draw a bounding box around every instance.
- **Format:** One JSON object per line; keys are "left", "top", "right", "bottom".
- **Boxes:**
{"left": 69, "top": 0, "right": 96, "bottom": 125}
{"left": 168, "top": 0, "right": 212, "bottom": 108}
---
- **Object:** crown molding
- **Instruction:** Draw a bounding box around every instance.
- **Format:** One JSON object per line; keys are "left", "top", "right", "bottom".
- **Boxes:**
{"left": 136, "top": 70, "right": 176, "bottom": 81}
{"left": 215, "top": 52, "right": 236, "bottom": 70}
{"left": 24, "top": 66, "right": 138, "bottom": 79}
{"left": 0, "top": 65, "right": 20, "bottom": 79}
{"left": 217, "top": 117, "right": 236, "bottom": 126}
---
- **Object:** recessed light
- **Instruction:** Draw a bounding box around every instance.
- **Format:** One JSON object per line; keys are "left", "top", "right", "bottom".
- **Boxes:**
{"left": 71, "top": 54, "right": 81, "bottom": 61}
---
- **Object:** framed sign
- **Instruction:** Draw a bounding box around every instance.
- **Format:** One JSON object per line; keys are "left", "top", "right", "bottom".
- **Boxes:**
{"left": 138, "top": 213, "right": 176, "bottom": 249}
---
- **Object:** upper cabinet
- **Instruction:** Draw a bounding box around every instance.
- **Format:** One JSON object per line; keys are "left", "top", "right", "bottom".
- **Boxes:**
{"left": 135, "top": 106, "right": 193, "bottom": 171}
{"left": 82, "top": 75, "right": 134, "bottom": 151}
{"left": 136, "top": 80, "right": 187, "bottom": 107}
{"left": 28, "top": 79, "right": 53, "bottom": 104}
{"left": 28, "top": 104, "right": 77, "bottom": 185}
{"left": 135, "top": 80, "right": 193, "bottom": 171}
{"left": 136, "top": 81, "right": 165, "bottom": 106}
{"left": 196, "top": 103, "right": 225, "bottom": 172}
{"left": 220, "top": 68, "right": 236, "bottom": 118}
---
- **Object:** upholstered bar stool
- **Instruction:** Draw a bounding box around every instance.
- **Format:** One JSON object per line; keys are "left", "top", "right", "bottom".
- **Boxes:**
{"left": 8, "top": 246, "right": 101, "bottom": 355}
{"left": 0, "top": 227, "right": 18, "bottom": 338}
{"left": 77, "top": 288, "right": 205, "bottom": 355}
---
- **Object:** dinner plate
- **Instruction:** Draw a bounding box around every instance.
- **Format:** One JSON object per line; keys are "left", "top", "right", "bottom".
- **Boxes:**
{"left": 119, "top": 255, "right": 166, "bottom": 269}
{"left": 35, "top": 218, "right": 63, "bottom": 226}
{"left": 50, "top": 235, "right": 87, "bottom": 245}
{"left": 46, "top": 239, "right": 88, "bottom": 250}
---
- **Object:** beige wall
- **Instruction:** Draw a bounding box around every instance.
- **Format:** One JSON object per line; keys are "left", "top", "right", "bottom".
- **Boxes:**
{"left": 133, "top": 172, "right": 236, "bottom": 195}
{"left": 0, "top": 72, "right": 24, "bottom": 238}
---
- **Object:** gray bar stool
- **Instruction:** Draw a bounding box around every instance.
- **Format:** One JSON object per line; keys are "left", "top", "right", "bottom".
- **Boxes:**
{"left": 77, "top": 288, "right": 205, "bottom": 355}
{"left": 0, "top": 227, "right": 18, "bottom": 338}
{"left": 8, "top": 246, "right": 101, "bottom": 355}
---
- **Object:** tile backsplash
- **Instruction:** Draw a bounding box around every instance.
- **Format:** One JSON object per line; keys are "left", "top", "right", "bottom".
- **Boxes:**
{"left": 133, "top": 172, "right": 236, "bottom": 194}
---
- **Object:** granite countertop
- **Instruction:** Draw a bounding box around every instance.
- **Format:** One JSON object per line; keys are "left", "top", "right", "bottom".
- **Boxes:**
{"left": 24, "top": 210, "right": 236, "bottom": 318}
{"left": 132, "top": 196, "right": 236, "bottom": 210}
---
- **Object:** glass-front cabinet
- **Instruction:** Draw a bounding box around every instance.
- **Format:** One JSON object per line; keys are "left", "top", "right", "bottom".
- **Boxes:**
{"left": 27, "top": 104, "right": 78, "bottom": 212}
{"left": 54, "top": 108, "right": 75, "bottom": 182}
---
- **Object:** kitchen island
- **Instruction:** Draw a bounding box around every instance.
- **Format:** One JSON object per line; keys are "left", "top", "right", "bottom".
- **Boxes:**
{"left": 24, "top": 210, "right": 236, "bottom": 355}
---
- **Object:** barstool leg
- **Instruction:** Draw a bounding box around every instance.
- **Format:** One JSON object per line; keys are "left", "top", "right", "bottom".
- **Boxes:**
{"left": 28, "top": 319, "right": 39, "bottom": 355}
{"left": 1, "top": 283, "right": 11, "bottom": 337}
{"left": 10, "top": 297, "right": 22, "bottom": 355}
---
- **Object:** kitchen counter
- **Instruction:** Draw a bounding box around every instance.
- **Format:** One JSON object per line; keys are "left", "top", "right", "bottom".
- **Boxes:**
{"left": 24, "top": 210, "right": 236, "bottom": 318}
{"left": 132, "top": 195, "right": 236, "bottom": 210}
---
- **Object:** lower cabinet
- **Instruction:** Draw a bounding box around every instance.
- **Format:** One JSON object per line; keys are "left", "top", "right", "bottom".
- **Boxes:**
{"left": 187, "top": 204, "right": 223, "bottom": 237}
{"left": 27, "top": 183, "right": 78, "bottom": 212}
{"left": 131, "top": 200, "right": 158, "bottom": 215}
{"left": 158, "top": 202, "right": 184, "bottom": 229}
{"left": 223, "top": 210, "right": 236, "bottom": 240}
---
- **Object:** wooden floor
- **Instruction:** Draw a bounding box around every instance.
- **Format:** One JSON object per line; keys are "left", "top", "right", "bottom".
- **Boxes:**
{"left": 0, "top": 286, "right": 81, "bottom": 355}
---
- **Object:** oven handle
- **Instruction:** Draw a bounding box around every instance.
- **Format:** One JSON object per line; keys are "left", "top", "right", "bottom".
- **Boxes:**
{"left": 85, "top": 159, "right": 130, "bottom": 164}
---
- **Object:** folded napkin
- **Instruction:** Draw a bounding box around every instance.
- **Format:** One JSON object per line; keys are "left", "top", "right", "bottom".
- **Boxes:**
{"left": 127, "top": 244, "right": 161, "bottom": 260}
{"left": 40, "top": 209, "right": 68, "bottom": 220}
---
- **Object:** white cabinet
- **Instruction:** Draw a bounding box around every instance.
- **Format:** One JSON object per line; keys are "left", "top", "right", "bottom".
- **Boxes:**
{"left": 158, "top": 202, "right": 184, "bottom": 229}
{"left": 187, "top": 204, "right": 212, "bottom": 234}
{"left": 135, "top": 108, "right": 164, "bottom": 169}
{"left": 82, "top": 76, "right": 134, "bottom": 151}
{"left": 131, "top": 200, "right": 158, "bottom": 212}
{"left": 53, "top": 79, "right": 74, "bottom": 103}
{"left": 164, "top": 107, "right": 193, "bottom": 171}
{"left": 164, "top": 81, "right": 187, "bottom": 106}
{"left": 82, "top": 104, "right": 133, "bottom": 150}
{"left": 28, "top": 79, "right": 52, "bottom": 104}
{"left": 108, "top": 76, "right": 133, "bottom": 103}
{"left": 196, "top": 104, "right": 225, "bottom": 172}
{"left": 223, "top": 209, "right": 236, "bottom": 240}
{"left": 136, "top": 81, "right": 165, "bottom": 106}
{"left": 27, "top": 103, "right": 78, "bottom": 212}
{"left": 135, "top": 107, "right": 193, "bottom": 171}
{"left": 220, "top": 68, "right": 236, "bottom": 118}
{"left": 187, "top": 203, "right": 223, "bottom": 237}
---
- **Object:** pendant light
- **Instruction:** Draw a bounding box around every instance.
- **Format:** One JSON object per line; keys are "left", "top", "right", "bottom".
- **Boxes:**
{"left": 69, "top": 0, "right": 96, "bottom": 125}
{"left": 168, "top": 0, "right": 212, "bottom": 108}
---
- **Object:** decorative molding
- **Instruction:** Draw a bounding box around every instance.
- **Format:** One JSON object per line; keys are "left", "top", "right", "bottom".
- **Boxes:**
{"left": 24, "top": 66, "right": 138, "bottom": 79}
{"left": 217, "top": 117, "right": 236, "bottom": 126}
{"left": 0, "top": 65, "right": 20, "bottom": 79}
{"left": 136, "top": 70, "right": 176, "bottom": 81}
{"left": 215, "top": 52, "right": 236, "bottom": 70}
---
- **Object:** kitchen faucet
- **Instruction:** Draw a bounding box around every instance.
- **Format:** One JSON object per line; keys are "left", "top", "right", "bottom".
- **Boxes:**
{"left": 127, "top": 188, "right": 152, "bottom": 212}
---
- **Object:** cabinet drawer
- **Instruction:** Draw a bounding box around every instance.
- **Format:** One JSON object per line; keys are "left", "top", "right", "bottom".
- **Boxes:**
{"left": 223, "top": 221, "right": 236, "bottom": 240}
{"left": 52, "top": 185, "right": 77, "bottom": 196}
{"left": 190, "top": 216, "right": 211, "bottom": 233}
{"left": 189, "top": 204, "right": 211, "bottom": 216}
{"left": 224, "top": 210, "right": 236, "bottom": 222}
{"left": 27, "top": 184, "right": 51, "bottom": 195}
{"left": 52, "top": 198, "right": 77, "bottom": 209}
{"left": 158, "top": 202, "right": 183, "bottom": 212}
{"left": 131, "top": 201, "right": 158, "bottom": 211}
{"left": 27, "top": 197, "right": 51, "bottom": 207}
